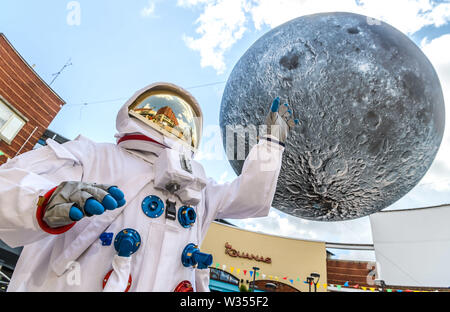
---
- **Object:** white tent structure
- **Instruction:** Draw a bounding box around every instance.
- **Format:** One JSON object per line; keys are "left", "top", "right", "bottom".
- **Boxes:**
{"left": 370, "top": 205, "right": 450, "bottom": 288}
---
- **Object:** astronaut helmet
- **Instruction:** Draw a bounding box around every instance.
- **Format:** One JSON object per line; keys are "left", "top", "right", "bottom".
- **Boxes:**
{"left": 116, "top": 82, "right": 203, "bottom": 156}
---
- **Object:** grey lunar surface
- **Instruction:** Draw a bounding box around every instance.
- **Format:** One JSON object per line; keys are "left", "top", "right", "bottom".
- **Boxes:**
{"left": 220, "top": 12, "right": 445, "bottom": 221}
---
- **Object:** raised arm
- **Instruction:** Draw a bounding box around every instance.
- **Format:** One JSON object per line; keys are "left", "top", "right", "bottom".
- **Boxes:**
{"left": 201, "top": 97, "right": 298, "bottom": 227}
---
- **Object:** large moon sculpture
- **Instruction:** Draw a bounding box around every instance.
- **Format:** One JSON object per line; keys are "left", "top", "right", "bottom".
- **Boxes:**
{"left": 219, "top": 12, "right": 445, "bottom": 221}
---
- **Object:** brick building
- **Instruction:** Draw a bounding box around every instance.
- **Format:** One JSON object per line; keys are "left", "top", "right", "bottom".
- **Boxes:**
{"left": 327, "top": 259, "right": 377, "bottom": 289}
{"left": 0, "top": 33, "right": 65, "bottom": 164}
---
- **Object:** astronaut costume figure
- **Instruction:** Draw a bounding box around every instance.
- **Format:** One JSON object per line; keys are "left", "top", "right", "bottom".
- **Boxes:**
{"left": 0, "top": 82, "right": 297, "bottom": 292}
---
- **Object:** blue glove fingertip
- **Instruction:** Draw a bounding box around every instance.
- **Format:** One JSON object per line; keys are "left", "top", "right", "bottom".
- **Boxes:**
{"left": 102, "top": 194, "right": 118, "bottom": 211}
{"left": 271, "top": 97, "right": 280, "bottom": 113}
{"left": 108, "top": 186, "right": 125, "bottom": 201}
{"left": 116, "top": 198, "right": 126, "bottom": 208}
{"left": 69, "top": 206, "right": 84, "bottom": 221}
{"left": 295, "top": 119, "right": 300, "bottom": 125}
{"left": 84, "top": 198, "right": 105, "bottom": 216}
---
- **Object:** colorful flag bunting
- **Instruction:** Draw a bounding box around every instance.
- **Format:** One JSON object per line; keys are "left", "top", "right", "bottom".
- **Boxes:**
{"left": 207, "top": 263, "right": 439, "bottom": 293}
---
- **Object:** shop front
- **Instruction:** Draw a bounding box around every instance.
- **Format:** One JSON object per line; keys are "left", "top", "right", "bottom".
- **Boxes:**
{"left": 201, "top": 222, "right": 328, "bottom": 292}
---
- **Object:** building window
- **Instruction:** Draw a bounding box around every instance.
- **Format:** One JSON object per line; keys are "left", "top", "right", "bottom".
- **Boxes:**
{"left": 0, "top": 97, "right": 26, "bottom": 144}
{"left": 210, "top": 268, "right": 240, "bottom": 286}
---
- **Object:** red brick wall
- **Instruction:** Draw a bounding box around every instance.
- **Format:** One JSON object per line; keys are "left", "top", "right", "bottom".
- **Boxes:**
{"left": 0, "top": 34, "right": 64, "bottom": 164}
{"left": 327, "top": 259, "right": 450, "bottom": 292}
{"left": 327, "top": 259, "right": 376, "bottom": 287}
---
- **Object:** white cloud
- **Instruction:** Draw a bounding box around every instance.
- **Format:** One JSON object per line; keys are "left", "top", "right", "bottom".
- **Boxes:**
{"left": 181, "top": 0, "right": 250, "bottom": 74}
{"left": 179, "top": 0, "right": 450, "bottom": 74}
{"left": 231, "top": 210, "right": 373, "bottom": 244}
{"left": 141, "top": 1, "right": 156, "bottom": 18}
{"left": 418, "top": 34, "right": 450, "bottom": 191}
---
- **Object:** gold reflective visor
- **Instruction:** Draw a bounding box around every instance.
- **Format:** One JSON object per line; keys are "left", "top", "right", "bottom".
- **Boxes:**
{"left": 128, "top": 90, "right": 200, "bottom": 149}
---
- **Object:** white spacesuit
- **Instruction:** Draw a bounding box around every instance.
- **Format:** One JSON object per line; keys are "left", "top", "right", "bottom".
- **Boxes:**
{"left": 0, "top": 82, "right": 296, "bottom": 292}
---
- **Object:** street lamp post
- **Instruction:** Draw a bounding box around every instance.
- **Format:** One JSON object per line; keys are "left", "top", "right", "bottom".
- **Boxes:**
{"left": 251, "top": 267, "right": 260, "bottom": 292}
{"left": 310, "top": 273, "right": 320, "bottom": 292}
{"left": 306, "top": 277, "right": 314, "bottom": 292}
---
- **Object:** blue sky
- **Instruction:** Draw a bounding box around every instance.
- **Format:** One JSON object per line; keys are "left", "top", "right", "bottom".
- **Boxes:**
{"left": 2, "top": 0, "right": 450, "bottom": 260}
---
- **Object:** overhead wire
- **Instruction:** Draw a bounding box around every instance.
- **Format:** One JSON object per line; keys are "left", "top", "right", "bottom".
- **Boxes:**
{"left": 63, "top": 81, "right": 227, "bottom": 108}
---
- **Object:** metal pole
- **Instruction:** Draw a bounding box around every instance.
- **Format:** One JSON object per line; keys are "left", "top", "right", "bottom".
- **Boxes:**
{"left": 15, "top": 126, "right": 38, "bottom": 157}
{"left": 251, "top": 267, "right": 259, "bottom": 292}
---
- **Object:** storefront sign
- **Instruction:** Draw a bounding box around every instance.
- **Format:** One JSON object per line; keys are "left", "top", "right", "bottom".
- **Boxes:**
{"left": 225, "top": 242, "right": 272, "bottom": 264}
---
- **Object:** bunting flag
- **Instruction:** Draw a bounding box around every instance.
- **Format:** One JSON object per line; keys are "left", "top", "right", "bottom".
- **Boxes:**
{"left": 209, "top": 262, "right": 440, "bottom": 293}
